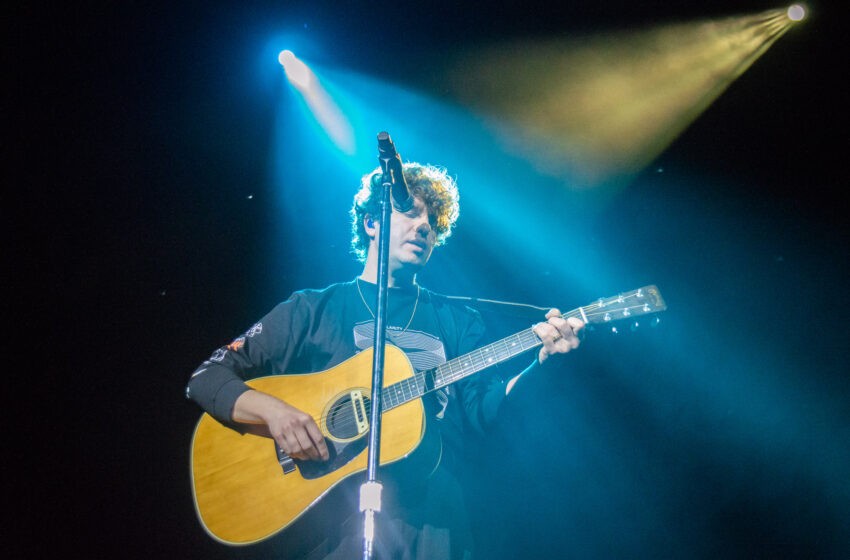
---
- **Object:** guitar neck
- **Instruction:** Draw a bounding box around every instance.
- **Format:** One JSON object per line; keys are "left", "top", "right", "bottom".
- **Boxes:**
{"left": 380, "top": 285, "right": 666, "bottom": 411}
{"left": 381, "top": 309, "right": 585, "bottom": 411}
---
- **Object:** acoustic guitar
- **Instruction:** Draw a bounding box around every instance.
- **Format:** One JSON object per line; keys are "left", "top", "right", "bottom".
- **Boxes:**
{"left": 190, "top": 285, "right": 666, "bottom": 545}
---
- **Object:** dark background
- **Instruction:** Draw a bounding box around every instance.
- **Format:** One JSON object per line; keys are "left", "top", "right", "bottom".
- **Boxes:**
{"left": 13, "top": 1, "right": 849, "bottom": 558}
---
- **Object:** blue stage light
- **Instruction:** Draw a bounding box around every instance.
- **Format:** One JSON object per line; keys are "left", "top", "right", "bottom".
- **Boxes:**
{"left": 278, "top": 50, "right": 311, "bottom": 89}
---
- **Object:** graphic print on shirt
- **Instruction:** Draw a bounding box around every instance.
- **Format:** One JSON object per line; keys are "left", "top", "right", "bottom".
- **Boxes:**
{"left": 200, "top": 321, "right": 265, "bottom": 367}
{"left": 353, "top": 321, "right": 451, "bottom": 419}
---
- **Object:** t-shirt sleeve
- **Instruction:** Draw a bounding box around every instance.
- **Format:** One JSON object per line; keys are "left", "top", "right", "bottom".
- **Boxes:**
{"left": 184, "top": 294, "right": 311, "bottom": 426}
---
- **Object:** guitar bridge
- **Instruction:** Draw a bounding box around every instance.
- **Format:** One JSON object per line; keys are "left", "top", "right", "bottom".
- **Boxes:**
{"left": 350, "top": 389, "right": 369, "bottom": 435}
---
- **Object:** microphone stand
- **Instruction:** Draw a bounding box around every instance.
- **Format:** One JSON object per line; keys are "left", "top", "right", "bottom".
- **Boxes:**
{"left": 360, "top": 136, "right": 399, "bottom": 560}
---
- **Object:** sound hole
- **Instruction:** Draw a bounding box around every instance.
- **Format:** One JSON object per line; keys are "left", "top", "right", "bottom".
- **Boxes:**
{"left": 326, "top": 393, "right": 371, "bottom": 440}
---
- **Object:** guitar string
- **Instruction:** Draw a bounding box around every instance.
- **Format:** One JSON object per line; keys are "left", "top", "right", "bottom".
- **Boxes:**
{"left": 290, "top": 298, "right": 653, "bottom": 434}
{"left": 295, "top": 324, "right": 605, "bottom": 437}
{"left": 293, "top": 329, "right": 541, "bottom": 433}
{"left": 285, "top": 294, "right": 655, "bottom": 435}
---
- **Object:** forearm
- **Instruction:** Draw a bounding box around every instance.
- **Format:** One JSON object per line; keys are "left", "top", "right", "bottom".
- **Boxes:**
{"left": 232, "top": 389, "right": 288, "bottom": 425}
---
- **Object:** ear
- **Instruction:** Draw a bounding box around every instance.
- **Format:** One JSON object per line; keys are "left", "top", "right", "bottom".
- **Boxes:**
{"left": 363, "top": 215, "right": 377, "bottom": 238}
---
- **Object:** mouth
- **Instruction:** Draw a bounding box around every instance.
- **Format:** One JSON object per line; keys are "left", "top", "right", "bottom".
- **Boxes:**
{"left": 406, "top": 240, "right": 427, "bottom": 251}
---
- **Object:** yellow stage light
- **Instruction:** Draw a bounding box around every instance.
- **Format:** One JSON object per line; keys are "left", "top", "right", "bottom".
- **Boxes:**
{"left": 787, "top": 4, "right": 806, "bottom": 21}
{"left": 442, "top": 8, "right": 799, "bottom": 195}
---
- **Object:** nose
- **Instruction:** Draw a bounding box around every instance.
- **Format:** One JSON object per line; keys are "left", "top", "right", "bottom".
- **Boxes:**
{"left": 415, "top": 220, "right": 432, "bottom": 238}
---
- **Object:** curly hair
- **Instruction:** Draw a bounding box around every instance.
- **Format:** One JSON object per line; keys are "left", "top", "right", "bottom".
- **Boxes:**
{"left": 350, "top": 162, "right": 460, "bottom": 263}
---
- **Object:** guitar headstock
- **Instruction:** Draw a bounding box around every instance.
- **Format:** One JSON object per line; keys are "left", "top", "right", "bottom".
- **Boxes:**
{"left": 578, "top": 285, "right": 667, "bottom": 325}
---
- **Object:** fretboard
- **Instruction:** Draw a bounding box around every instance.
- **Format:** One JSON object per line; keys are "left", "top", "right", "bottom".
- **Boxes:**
{"left": 377, "top": 285, "right": 665, "bottom": 411}
{"left": 381, "top": 327, "right": 543, "bottom": 411}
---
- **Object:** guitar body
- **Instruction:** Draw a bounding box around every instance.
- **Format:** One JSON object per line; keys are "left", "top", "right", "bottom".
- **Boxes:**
{"left": 190, "top": 345, "right": 427, "bottom": 545}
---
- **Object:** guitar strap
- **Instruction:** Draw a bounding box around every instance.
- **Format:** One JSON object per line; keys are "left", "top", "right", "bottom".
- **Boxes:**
{"left": 442, "top": 293, "right": 552, "bottom": 321}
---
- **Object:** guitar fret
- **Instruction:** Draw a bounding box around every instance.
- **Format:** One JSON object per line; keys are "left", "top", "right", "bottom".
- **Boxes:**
{"left": 437, "top": 329, "right": 536, "bottom": 388}
{"left": 414, "top": 372, "right": 427, "bottom": 395}
{"left": 441, "top": 367, "right": 454, "bottom": 387}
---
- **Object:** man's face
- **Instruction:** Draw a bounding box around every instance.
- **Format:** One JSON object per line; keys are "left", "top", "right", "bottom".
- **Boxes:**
{"left": 373, "top": 197, "right": 437, "bottom": 273}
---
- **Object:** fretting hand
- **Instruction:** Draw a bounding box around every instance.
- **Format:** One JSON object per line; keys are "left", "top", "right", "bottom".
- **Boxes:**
{"left": 533, "top": 308, "right": 585, "bottom": 364}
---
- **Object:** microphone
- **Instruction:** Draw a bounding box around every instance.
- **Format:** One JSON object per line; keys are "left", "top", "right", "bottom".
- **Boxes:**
{"left": 376, "top": 131, "right": 414, "bottom": 212}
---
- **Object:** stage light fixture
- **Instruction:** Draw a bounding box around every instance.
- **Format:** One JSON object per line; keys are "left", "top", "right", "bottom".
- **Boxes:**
{"left": 278, "top": 50, "right": 311, "bottom": 89}
{"left": 787, "top": 4, "right": 806, "bottom": 21}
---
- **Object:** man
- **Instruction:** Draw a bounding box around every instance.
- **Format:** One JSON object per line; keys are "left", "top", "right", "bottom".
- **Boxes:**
{"left": 186, "top": 162, "right": 584, "bottom": 559}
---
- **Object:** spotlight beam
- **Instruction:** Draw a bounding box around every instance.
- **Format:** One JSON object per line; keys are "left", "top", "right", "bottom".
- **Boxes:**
{"left": 442, "top": 9, "right": 801, "bottom": 195}
{"left": 277, "top": 51, "right": 354, "bottom": 154}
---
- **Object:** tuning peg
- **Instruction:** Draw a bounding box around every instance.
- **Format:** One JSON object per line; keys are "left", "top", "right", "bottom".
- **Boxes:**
{"left": 630, "top": 321, "right": 640, "bottom": 332}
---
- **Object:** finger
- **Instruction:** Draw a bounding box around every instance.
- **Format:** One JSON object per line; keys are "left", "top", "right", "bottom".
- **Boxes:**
{"left": 566, "top": 316, "right": 585, "bottom": 334}
{"left": 536, "top": 317, "right": 581, "bottom": 357}
{"left": 280, "top": 430, "right": 310, "bottom": 460}
{"left": 547, "top": 316, "right": 570, "bottom": 337}
{"left": 561, "top": 318, "right": 582, "bottom": 345}
{"left": 305, "top": 422, "right": 330, "bottom": 461}
{"left": 550, "top": 316, "right": 584, "bottom": 341}
{"left": 533, "top": 322, "right": 561, "bottom": 346}
{"left": 535, "top": 323, "right": 558, "bottom": 363}
{"left": 559, "top": 335, "right": 579, "bottom": 350}
{"left": 282, "top": 425, "right": 319, "bottom": 460}
{"left": 274, "top": 434, "right": 299, "bottom": 459}
{"left": 293, "top": 429, "right": 322, "bottom": 461}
